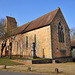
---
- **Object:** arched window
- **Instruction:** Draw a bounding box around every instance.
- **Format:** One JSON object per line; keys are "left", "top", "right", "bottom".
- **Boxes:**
{"left": 17, "top": 42, "right": 19, "bottom": 51}
{"left": 58, "top": 22, "right": 64, "bottom": 42}
{"left": 34, "top": 34, "right": 36, "bottom": 48}
{"left": 26, "top": 36, "right": 28, "bottom": 49}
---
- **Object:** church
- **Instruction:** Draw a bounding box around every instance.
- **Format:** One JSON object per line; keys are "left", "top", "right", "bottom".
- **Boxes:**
{"left": 0, "top": 7, "right": 72, "bottom": 62}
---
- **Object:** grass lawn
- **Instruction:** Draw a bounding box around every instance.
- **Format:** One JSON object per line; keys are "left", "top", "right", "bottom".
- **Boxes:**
{"left": 0, "top": 57, "right": 24, "bottom": 66}
{"left": 0, "top": 57, "right": 75, "bottom": 75}
{"left": 0, "top": 56, "right": 50, "bottom": 66}
{"left": 11, "top": 56, "right": 50, "bottom": 60}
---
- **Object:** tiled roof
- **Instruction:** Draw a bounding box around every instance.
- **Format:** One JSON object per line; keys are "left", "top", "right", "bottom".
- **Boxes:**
{"left": 12, "top": 7, "right": 60, "bottom": 35}
{"left": 71, "top": 40, "right": 75, "bottom": 47}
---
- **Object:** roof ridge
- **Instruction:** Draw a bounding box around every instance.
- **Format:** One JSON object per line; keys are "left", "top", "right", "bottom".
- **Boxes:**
{"left": 10, "top": 7, "right": 60, "bottom": 35}
{"left": 18, "top": 7, "right": 59, "bottom": 28}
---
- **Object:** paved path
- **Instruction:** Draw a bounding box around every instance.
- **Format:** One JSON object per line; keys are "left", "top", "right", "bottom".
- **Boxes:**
{"left": 0, "top": 71, "right": 56, "bottom": 75}
{"left": 0, "top": 71, "right": 41, "bottom": 75}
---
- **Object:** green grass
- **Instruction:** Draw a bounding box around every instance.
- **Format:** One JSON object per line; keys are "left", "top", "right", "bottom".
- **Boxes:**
{"left": 11, "top": 57, "right": 30, "bottom": 60}
{"left": 11, "top": 56, "right": 50, "bottom": 60}
{"left": 0, "top": 57, "right": 24, "bottom": 66}
{"left": 0, "top": 56, "right": 51, "bottom": 66}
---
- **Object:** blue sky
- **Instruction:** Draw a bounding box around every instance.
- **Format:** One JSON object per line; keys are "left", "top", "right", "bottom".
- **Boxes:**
{"left": 0, "top": 0, "right": 75, "bottom": 28}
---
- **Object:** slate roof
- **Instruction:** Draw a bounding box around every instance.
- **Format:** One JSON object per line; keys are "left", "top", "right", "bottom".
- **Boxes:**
{"left": 12, "top": 7, "right": 60, "bottom": 35}
{"left": 71, "top": 40, "right": 75, "bottom": 47}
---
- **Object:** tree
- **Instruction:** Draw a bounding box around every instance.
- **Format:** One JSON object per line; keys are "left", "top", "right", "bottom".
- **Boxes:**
{"left": 0, "top": 18, "right": 4, "bottom": 37}
{"left": 70, "top": 27, "right": 75, "bottom": 40}
{"left": 0, "top": 17, "right": 17, "bottom": 59}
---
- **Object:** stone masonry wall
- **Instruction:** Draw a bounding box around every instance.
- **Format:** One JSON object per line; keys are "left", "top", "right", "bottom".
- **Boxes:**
{"left": 51, "top": 8, "right": 71, "bottom": 58}
{"left": 4, "top": 16, "right": 17, "bottom": 34}
{"left": 11, "top": 25, "right": 52, "bottom": 58}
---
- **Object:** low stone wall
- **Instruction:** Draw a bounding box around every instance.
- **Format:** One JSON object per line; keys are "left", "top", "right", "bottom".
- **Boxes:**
{"left": 16, "top": 59, "right": 52, "bottom": 64}
{"left": 72, "top": 58, "right": 75, "bottom": 62}
{"left": 15, "top": 59, "right": 32, "bottom": 64}
{"left": 0, "top": 65, "right": 6, "bottom": 69}
{"left": 32, "top": 59, "right": 52, "bottom": 64}
{"left": 12, "top": 56, "right": 73, "bottom": 64}
{"left": 53, "top": 56, "right": 73, "bottom": 63}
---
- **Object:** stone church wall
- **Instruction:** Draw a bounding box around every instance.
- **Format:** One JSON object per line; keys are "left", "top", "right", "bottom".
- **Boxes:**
{"left": 51, "top": 9, "right": 71, "bottom": 58}
{"left": 11, "top": 25, "right": 52, "bottom": 58}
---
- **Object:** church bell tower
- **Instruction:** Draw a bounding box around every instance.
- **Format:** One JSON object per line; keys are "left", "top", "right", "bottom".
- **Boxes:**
{"left": 3, "top": 16, "right": 17, "bottom": 35}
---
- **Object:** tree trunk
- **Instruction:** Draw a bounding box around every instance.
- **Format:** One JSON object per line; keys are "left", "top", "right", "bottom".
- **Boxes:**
{"left": 0, "top": 49, "right": 3, "bottom": 58}
{"left": 9, "top": 42, "right": 12, "bottom": 59}
{"left": 9, "top": 49, "right": 11, "bottom": 59}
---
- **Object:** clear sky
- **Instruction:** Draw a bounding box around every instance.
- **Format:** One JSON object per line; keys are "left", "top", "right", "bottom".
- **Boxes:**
{"left": 0, "top": 0, "right": 75, "bottom": 28}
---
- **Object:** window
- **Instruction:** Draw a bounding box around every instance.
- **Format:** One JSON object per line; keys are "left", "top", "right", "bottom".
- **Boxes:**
{"left": 34, "top": 34, "right": 36, "bottom": 48}
{"left": 20, "top": 41, "right": 21, "bottom": 52}
{"left": 58, "top": 22, "right": 64, "bottom": 42}
{"left": 60, "top": 50, "right": 66, "bottom": 57}
{"left": 17, "top": 42, "right": 19, "bottom": 51}
{"left": 26, "top": 36, "right": 28, "bottom": 49}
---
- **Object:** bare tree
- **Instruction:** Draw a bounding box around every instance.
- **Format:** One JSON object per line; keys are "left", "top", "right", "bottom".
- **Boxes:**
{"left": 0, "top": 18, "right": 12, "bottom": 58}
{"left": 0, "top": 17, "right": 17, "bottom": 59}
{"left": 0, "top": 18, "right": 4, "bottom": 37}
{"left": 70, "top": 27, "right": 75, "bottom": 40}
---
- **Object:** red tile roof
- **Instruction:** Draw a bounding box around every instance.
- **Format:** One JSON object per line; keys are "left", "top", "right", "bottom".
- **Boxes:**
{"left": 12, "top": 7, "right": 60, "bottom": 35}
{"left": 71, "top": 40, "right": 75, "bottom": 46}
